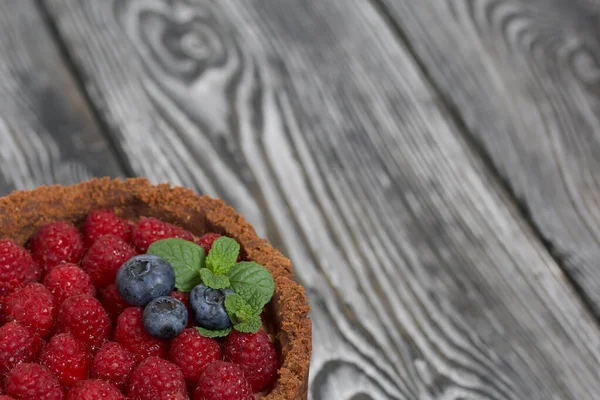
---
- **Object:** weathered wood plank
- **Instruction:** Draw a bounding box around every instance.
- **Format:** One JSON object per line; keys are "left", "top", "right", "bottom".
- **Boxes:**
{"left": 375, "top": 0, "right": 600, "bottom": 317}
{"left": 0, "top": 0, "right": 124, "bottom": 196}
{"left": 44, "top": 0, "right": 600, "bottom": 398}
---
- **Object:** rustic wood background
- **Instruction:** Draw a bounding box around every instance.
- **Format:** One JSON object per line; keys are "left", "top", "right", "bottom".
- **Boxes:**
{"left": 2, "top": 1, "right": 600, "bottom": 398}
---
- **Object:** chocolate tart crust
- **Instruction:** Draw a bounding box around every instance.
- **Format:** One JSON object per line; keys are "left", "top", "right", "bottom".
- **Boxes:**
{"left": 0, "top": 178, "right": 312, "bottom": 400}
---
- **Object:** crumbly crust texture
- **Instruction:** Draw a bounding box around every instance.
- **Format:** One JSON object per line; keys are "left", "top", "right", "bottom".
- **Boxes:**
{"left": 0, "top": 178, "right": 311, "bottom": 400}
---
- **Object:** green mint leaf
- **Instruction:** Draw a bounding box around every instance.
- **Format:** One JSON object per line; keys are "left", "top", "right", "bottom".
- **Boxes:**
{"left": 228, "top": 262, "right": 275, "bottom": 313}
{"left": 195, "top": 326, "right": 232, "bottom": 338}
{"left": 234, "top": 314, "right": 262, "bottom": 333}
{"left": 206, "top": 237, "right": 240, "bottom": 275}
{"left": 225, "top": 293, "right": 254, "bottom": 324}
{"left": 147, "top": 238, "right": 205, "bottom": 292}
{"left": 200, "top": 268, "right": 231, "bottom": 289}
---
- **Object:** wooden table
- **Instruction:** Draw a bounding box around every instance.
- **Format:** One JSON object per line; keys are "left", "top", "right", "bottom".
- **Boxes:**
{"left": 2, "top": 1, "right": 600, "bottom": 398}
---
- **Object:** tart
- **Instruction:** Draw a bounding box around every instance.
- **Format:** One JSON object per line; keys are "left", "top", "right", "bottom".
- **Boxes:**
{"left": 0, "top": 178, "right": 311, "bottom": 399}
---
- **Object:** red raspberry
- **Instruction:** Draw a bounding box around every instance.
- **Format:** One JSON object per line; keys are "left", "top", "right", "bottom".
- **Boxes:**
{"left": 5, "top": 363, "right": 64, "bottom": 400}
{"left": 0, "top": 395, "right": 16, "bottom": 399}
{"left": 195, "top": 233, "right": 242, "bottom": 261}
{"left": 114, "top": 307, "right": 168, "bottom": 364}
{"left": 169, "top": 290, "right": 189, "bottom": 306}
{"left": 195, "top": 233, "right": 221, "bottom": 255}
{"left": 168, "top": 328, "right": 220, "bottom": 388}
{"left": 159, "top": 394, "right": 188, "bottom": 400}
{"left": 28, "top": 221, "right": 84, "bottom": 272}
{"left": 2, "top": 283, "right": 56, "bottom": 337}
{"left": 169, "top": 291, "right": 193, "bottom": 328}
{"left": 193, "top": 361, "right": 253, "bottom": 400}
{"left": 82, "top": 236, "right": 136, "bottom": 288}
{"left": 0, "top": 322, "right": 44, "bottom": 376}
{"left": 90, "top": 342, "right": 136, "bottom": 391}
{"left": 99, "top": 284, "right": 129, "bottom": 322}
{"left": 57, "top": 294, "right": 112, "bottom": 350}
{"left": 66, "top": 379, "right": 125, "bottom": 400}
{"left": 0, "top": 239, "right": 41, "bottom": 298}
{"left": 128, "top": 357, "right": 186, "bottom": 400}
{"left": 222, "top": 330, "right": 278, "bottom": 392}
{"left": 131, "top": 218, "right": 193, "bottom": 253}
{"left": 83, "top": 209, "right": 132, "bottom": 248}
{"left": 39, "top": 333, "right": 91, "bottom": 386}
{"left": 43, "top": 263, "right": 96, "bottom": 306}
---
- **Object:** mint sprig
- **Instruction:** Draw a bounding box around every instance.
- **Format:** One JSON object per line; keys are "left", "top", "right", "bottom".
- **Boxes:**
{"left": 225, "top": 293, "right": 263, "bottom": 333}
{"left": 234, "top": 314, "right": 262, "bottom": 333}
{"left": 225, "top": 293, "right": 254, "bottom": 324}
{"left": 200, "top": 268, "right": 230, "bottom": 289}
{"left": 147, "top": 238, "right": 205, "bottom": 292}
{"left": 195, "top": 326, "right": 231, "bottom": 338}
{"left": 147, "top": 236, "right": 276, "bottom": 337}
{"left": 206, "top": 237, "right": 240, "bottom": 275}
{"left": 228, "top": 262, "right": 275, "bottom": 313}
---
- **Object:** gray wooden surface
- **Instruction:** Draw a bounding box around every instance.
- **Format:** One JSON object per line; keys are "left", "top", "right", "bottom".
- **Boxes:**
{"left": 377, "top": 0, "right": 600, "bottom": 319}
{"left": 0, "top": 0, "right": 124, "bottom": 192}
{"left": 2, "top": 0, "right": 600, "bottom": 399}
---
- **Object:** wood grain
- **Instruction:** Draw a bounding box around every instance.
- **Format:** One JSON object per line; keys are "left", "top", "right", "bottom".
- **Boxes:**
{"left": 375, "top": 0, "right": 600, "bottom": 317}
{"left": 0, "top": 0, "right": 124, "bottom": 196}
{"left": 44, "top": 0, "right": 600, "bottom": 398}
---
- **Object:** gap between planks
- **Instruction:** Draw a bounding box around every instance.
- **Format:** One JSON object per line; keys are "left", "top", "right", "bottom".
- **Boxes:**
{"left": 35, "top": 0, "right": 136, "bottom": 178}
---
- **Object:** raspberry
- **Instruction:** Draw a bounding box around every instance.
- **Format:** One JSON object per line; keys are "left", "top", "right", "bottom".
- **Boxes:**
{"left": 128, "top": 357, "right": 186, "bottom": 400}
{"left": 168, "top": 328, "right": 220, "bottom": 388}
{"left": 114, "top": 307, "right": 168, "bottom": 364}
{"left": 28, "top": 221, "right": 84, "bottom": 272}
{"left": 66, "top": 379, "right": 125, "bottom": 400}
{"left": 5, "top": 363, "right": 64, "bottom": 400}
{"left": 222, "top": 330, "right": 278, "bottom": 392}
{"left": 43, "top": 263, "right": 96, "bottom": 306}
{"left": 195, "top": 233, "right": 221, "bottom": 256}
{"left": 193, "top": 361, "right": 253, "bottom": 400}
{"left": 39, "top": 333, "right": 91, "bottom": 386}
{"left": 2, "top": 283, "right": 56, "bottom": 337}
{"left": 99, "top": 284, "right": 129, "bottom": 322}
{"left": 82, "top": 235, "right": 136, "bottom": 288}
{"left": 0, "top": 396, "right": 15, "bottom": 399}
{"left": 90, "top": 342, "right": 136, "bottom": 391}
{"left": 159, "top": 394, "right": 188, "bottom": 400}
{"left": 0, "top": 294, "right": 5, "bottom": 326}
{"left": 0, "top": 322, "right": 44, "bottom": 376}
{"left": 169, "top": 290, "right": 189, "bottom": 306}
{"left": 169, "top": 291, "right": 194, "bottom": 328}
{"left": 83, "top": 209, "right": 132, "bottom": 248}
{"left": 195, "top": 233, "right": 242, "bottom": 261}
{"left": 57, "top": 294, "right": 112, "bottom": 350}
{"left": 131, "top": 218, "right": 193, "bottom": 253}
{"left": 0, "top": 239, "right": 41, "bottom": 298}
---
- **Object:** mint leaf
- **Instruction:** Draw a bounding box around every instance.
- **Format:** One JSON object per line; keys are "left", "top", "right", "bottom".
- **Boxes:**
{"left": 206, "top": 237, "right": 240, "bottom": 275}
{"left": 228, "top": 262, "right": 275, "bottom": 312}
{"left": 195, "top": 326, "right": 232, "bottom": 338}
{"left": 225, "top": 293, "right": 253, "bottom": 324}
{"left": 147, "top": 238, "right": 205, "bottom": 292}
{"left": 200, "top": 268, "right": 230, "bottom": 289}
{"left": 234, "top": 314, "right": 262, "bottom": 333}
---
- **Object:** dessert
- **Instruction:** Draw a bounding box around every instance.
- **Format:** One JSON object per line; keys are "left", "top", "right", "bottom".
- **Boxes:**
{"left": 0, "top": 178, "right": 311, "bottom": 399}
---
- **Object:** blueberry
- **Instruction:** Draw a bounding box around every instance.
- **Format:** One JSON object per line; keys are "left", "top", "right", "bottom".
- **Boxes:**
{"left": 142, "top": 296, "right": 188, "bottom": 339}
{"left": 116, "top": 255, "right": 175, "bottom": 307}
{"left": 189, "top": 284, "right": 232, "bottom": 330}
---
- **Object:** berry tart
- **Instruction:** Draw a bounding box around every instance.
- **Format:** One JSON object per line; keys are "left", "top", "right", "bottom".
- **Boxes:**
{"left": 0, "top": 178, "right": 311, "bottom": 400}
